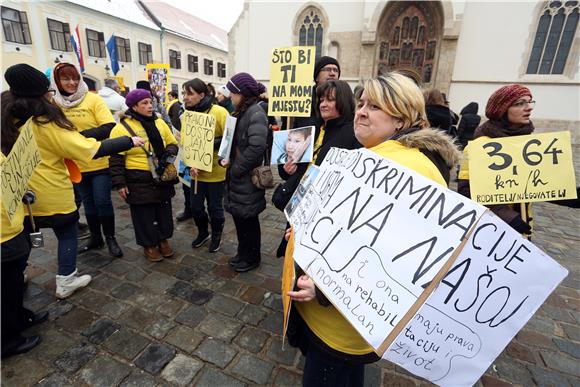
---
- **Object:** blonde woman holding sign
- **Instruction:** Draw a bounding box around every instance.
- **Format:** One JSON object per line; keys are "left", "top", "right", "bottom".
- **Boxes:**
{"left": 287, "top": 72, "right": 461, "bottom": 387}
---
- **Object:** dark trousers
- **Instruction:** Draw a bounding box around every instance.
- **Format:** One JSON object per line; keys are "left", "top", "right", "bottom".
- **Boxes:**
{"left": 129, "top": 200, "right": 173, "bottom": 247}
{"left": 76, "top": 172, "right": 114, "bottom": 217}
{"left": 232, "top": 216, "right": 261, "bottom": 263}
{"left": 1, "top": 231, "right": 31, "bottom": 352}
{"left": 302, "top": 342, "right": 365, "bottom": 387}
{"left": 182, "top": 184, "right": 192, "bottom": 214}
{"left": 190, "top": 181, "right": 225, "bottom": 221}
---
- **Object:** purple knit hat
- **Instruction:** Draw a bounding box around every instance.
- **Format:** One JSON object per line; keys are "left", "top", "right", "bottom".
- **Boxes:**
{"left": 226, "top": 72, "right": 266, "bottom": 98}
{"left": 125, "top": 89, "right": 152, "bottom": 108}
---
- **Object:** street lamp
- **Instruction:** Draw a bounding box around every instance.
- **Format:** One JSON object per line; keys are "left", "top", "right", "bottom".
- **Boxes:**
{"left": 105, "top": 64, "right": 111, "bottom": 77}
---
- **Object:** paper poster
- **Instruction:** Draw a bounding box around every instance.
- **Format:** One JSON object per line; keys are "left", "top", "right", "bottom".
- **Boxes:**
{"left": 268, "top": 46, "right": 316, "bottom": 117}
{"left": 113, "top": 76, "right": 126, "bottom": 92}
{"left": 284, "top": 165, "right": 320, "bottom": 222}
{"left": 146, "top": 63, "right": 170, "bottom": 105}
{"left": 271, "top": 126, "right": 315, "bottom": 165}
{"left": 290, "top": 148, "right": 486, "bottom": 351}
{"left": 1, "top": 119, "right": 42, "bottom": 223}
{"left": 217, "top": 116, "right": 237, "bottom": 161}
{"left": 468, "top": 131, "right": 576, "bottom": 205}
{"left": 385, "top": 211, "right": 568, "bottom": 386}
{"left": 180, "top": 111, "right": 216, "bottom": 172}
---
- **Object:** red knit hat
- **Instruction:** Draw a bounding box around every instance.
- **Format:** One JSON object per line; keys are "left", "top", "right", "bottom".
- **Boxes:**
{"left": 485, "top": 84, "right": 532, "bottom": 120}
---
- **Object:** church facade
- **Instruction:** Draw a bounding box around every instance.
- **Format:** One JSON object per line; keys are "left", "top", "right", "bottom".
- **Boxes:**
{"left": 230, "top": 0, "right": 579, "bottom": 140}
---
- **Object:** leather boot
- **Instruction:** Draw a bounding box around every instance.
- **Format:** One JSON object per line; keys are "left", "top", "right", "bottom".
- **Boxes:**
{"left": 78, "top": 215, "right": 103, "bottom": 253}
{"left": 191, "top": 215, "right": 210, "bottom": 248}
{"left": 159, "top": 240, "right": 174, "bottom": 258}
{"left": 144, "top": 246, "right": 163, "bottom": 262}
{"left": 209, "top": 218, "right": 225, "bottom": 253}
{"left": 100, "top": 216, "right": 123, "bottom": 258}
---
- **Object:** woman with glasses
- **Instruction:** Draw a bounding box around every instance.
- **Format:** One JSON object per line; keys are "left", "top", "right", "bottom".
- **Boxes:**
{"left": 287, "top": 72, "right": 461, "bottom": 387}
{"left": 50, "top": 63, "right": 123, "bottom": 258}
{"left": 458, "top": 84, "right": 536, "bottom": 235}
{"left": 221, "top": 72, "right": 269, "bottom": 273}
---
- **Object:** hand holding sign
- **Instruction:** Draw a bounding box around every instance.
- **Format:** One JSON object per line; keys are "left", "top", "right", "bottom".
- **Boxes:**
{"left": 468, "top": 131, "right": 576, "bottom": 204}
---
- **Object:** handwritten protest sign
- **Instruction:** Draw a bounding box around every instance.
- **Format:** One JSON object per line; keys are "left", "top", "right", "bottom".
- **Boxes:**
{"left": 385, "top": 211, "right": 568, "bottom": 386}
{"left": 1, "top": 119, "right": 41, "bottom": 223}
{"left": 217, "top": 116, "right": 237, "bottom": 161}
{"left": 468, "top": 131, "right": 576, "bottom": 205}
{"left": 268, "top": 46, "right": 315, "bottom": 117}
{"left": 291, "top": 148, "right": 486, "bottom": 351}
{"left": 146, "top": 63, "right": 170, "bottom": 105}
{"left": 180, "top": 111, "right": 216, "bottom": 172}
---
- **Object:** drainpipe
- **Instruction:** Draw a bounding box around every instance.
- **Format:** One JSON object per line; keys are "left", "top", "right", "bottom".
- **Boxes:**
{"left": 138, "top": 0, "right": 165, "bottom": 62}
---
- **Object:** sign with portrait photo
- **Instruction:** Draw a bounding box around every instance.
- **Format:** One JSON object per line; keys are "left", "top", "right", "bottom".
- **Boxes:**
{"left": 146, "top": 63, "right": 170, "bottom": 105}
{"left": 271, "top": 126, "right": 315, "bottom": 165}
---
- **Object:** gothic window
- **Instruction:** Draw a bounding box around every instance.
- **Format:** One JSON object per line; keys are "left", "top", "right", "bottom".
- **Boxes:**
{"left": 378, "top": 3, "right": 440, "bottom": 84}
{"left": 297, "top": 8, "right": 325, "bottom": 61}
{"left": 527, "top": 1, "right": 580, "bottom": 74}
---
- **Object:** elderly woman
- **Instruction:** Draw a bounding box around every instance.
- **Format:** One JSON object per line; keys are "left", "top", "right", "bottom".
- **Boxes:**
{"left": 109, "top": 89, "right": 178, "bottom": 262}
{"left": 287, "top": 72, "right": 461, "bottom": 387}
{"left": 50, "top": 62, "right": 123, "bottom": 257}
{"left": 458, "top": 84, "right": 536, "bottom": 235}
{"left": 221, "top": 72, "right": 269, "bottom": 273}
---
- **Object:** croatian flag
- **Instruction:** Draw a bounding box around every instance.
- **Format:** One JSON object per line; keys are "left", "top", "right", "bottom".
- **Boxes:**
{"left": 70, "top": 25, "right": 85, "bottom": 73}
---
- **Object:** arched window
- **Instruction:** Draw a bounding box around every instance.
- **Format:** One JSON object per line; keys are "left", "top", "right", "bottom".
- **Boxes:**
{"left": 527, "top": 1, "right": 579, "bottom": 74}
{"left": 297, "top": 7, "right": 325, "bottom": 61}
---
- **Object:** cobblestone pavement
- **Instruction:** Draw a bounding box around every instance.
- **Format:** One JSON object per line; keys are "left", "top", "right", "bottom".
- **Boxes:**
{"left": 2, "top": 164, "right": 579, "bottom": 386}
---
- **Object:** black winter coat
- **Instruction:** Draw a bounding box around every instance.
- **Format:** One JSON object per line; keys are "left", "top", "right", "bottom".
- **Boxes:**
{"left": 224, "top": 103, "right": 269, "bottom": 218}
{"left": 456, "top": 102, "right": 481, "bottom": 149}
{"left": 426, "top": 104, "right": 454, "bottom": 136}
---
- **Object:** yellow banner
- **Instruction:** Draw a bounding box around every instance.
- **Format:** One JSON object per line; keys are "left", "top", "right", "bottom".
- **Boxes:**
{"left": 268, "top": 46, "right": 316, "bottom": 117}
{"left": 1, "top": 119, "right": 42, "bottom": 223}
{"left": 180, "top": 111, "right": 216, "bottom": 172}
{"left": 112, "top": 76, "right": 126, "bottom": 91}
{"left": 146, "top": 63, "right": 170, "bottom": 105}
{"left": 468, "top": 131, "right": 577, "bottom": 204}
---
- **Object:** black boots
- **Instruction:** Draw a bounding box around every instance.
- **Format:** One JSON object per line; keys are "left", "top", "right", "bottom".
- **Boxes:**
{"left": 101, "top": 215, "right": 123, "bottom": 258}
{"left": 209, "top": 218, "right": 224, "bottom": 253}
{"left": 191, "top": 215, "right": 210, "bottom": 248}
{"left": 78, "top": 215, "right": 103, "bottom": 253}
{"left": 78, "top": 215, "right": 122, "bottom": 257}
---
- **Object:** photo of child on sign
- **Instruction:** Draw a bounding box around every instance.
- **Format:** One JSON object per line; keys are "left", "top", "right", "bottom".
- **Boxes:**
{"left": 271, "top": 126, "right": 314, "bottom": 165}
{"left": 146, "top": 63, "right": 169, "bottom": 105}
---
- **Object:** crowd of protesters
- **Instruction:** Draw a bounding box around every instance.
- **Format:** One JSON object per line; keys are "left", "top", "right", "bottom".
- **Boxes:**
{"left": 2, "top": 55, "right": 577, "bottom": 386}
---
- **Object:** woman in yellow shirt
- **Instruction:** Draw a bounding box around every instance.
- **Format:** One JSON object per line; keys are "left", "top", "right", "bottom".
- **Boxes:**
{"left": 109, "top": 89, "right": 178, "bottom": 262}
{"left": 181, "top": 78, "right": 229, "bottom": 253}
{"left": 287, "top": 73, "right": 461, "bottom": 386}
{"left": 51, "top": 63, "right": 123, "bottom": 258}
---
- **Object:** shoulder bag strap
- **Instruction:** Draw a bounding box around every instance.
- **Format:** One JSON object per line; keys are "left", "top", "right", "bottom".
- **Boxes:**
{"left": 120, "top": 119, "right": 149, "bottom": 157}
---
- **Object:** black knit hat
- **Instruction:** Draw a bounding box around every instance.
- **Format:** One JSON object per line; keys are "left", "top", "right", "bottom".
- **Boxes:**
{"left": 313, "top": 56, "right": 340, "bottom": 81}
{"left": 136, "top": 80, "right": 152, "bottom": 92}
{"left": 4, "top": 63, "right": 51, "bottom": 97}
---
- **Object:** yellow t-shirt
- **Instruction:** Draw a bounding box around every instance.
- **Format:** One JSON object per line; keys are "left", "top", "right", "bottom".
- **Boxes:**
{"left": 109, "top": 116, "right": 178, "bottom": 171}
{"left": 192, "top": 104, "right": 228, "bottom": 183}
{"left": 61, "top": 92, "right": 115, "bottom": 173}
{"left": 1, "top": 153, "right": 25, "bottom": 243}
{"left": 27, "top": 120, "right": 100, "bottom": 217}
{"left": 296, "top": 139, "right": 447, "bottom": 355}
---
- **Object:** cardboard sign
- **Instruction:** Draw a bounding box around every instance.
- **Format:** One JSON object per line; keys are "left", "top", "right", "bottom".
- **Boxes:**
{"left": 1, "top": 119, "right": 42, "bottom": 223}
{"left": 290, "top": 148, "right": 486, "bottom": 351}
{"left": 268, "top": 46, "right": 316, "bottom": 117}
{"left": 468, "top": 131, "right": 576, "bottom": 204}
{"left": 217, "top": 116, "right": 237, "bottom": 161}
{"left": 385, "top": 211, "right": 568, "bottom": 386}
{"left": 146, "top": 63, "right": 170, "bottom": 105}
{"left": 180, "top": 111, "right": 216, "bottom": 172}
{"left": 271, "top": 126, "right": 315, "bottom": 165}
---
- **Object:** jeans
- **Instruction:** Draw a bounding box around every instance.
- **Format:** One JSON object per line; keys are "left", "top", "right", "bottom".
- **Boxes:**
{"left": 25, "top": 215, "right": 78, "bottom": 276}
{"left": 76, "top": 172, "right": 114, "bottom": 217}
{"left": 190, "top": 181, "right": 225, "bottom": 221}
{"left": 302, "top": 341, "right": 365, "bottom": 387}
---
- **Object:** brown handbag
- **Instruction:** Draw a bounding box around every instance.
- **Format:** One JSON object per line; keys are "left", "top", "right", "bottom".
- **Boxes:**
{"left": 251, "top": 147, "right": 274, "bottom": 189}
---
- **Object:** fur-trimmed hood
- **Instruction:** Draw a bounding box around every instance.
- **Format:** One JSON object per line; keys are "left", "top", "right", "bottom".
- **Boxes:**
{"left": 396, "top": 127, "right": 462, "bottom": 167}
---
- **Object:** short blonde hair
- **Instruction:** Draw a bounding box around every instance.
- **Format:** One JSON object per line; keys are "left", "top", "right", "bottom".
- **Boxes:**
{"left": 358, "top": 72, "right": 429, "bottom": 130}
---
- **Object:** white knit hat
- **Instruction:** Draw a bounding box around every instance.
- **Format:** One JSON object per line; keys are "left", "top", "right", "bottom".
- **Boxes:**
{"left": 217, "top": 84, "right": 230, "bottom": 98}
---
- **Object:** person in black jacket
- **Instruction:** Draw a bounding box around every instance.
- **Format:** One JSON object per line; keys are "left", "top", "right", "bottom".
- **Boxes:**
{"left": 424, "top": 88, "right": 455, "bottom": 136}
{"left": 221, "top": 73, "right": 269, "bottom": 273}
{"left": 456, "top": 102, "right": 481, "bottom": 150}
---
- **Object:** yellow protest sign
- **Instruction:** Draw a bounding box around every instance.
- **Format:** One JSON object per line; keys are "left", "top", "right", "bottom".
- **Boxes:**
{"left": 113, "top": 76, "right": 125, "bottom": 91}
{"left": 468, "top": 131, "right": 577, "bottom": 205}
{"left": 1, "top": 119, "right": 42, "bottom": 223}
{"left": 180, "top": 111, "right": 216, "bottom": 172}
{"left": 281, "top": 227, "right": 296, "bottom": 344}
{"left": 146, "top": 63, "right": 170, "bottom": 105}
{"left": 268, "top": 46, "right": 316, "bottom": 117}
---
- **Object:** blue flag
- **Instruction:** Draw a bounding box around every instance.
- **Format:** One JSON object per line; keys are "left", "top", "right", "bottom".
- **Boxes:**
{"left": 106, "top": 34, "right": 119, "bottom": 75}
